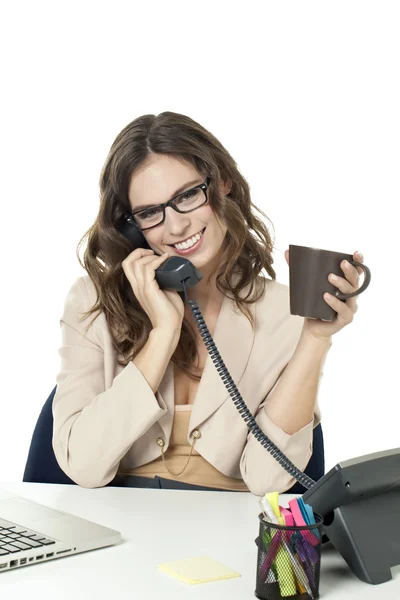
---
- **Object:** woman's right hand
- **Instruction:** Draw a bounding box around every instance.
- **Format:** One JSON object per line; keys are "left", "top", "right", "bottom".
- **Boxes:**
{"left": 122, "top": 248, "right": 185, "bottom": 334}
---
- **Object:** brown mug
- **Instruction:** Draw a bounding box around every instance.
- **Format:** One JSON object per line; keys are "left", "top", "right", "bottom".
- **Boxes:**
{"left": 289, "top": 244, "right": 371, "bottom": 321}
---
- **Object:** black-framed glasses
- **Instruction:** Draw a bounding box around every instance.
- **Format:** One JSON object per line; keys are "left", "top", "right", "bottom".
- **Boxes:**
{"left": 130, "top": 177, "right": 211, "bottom": 231}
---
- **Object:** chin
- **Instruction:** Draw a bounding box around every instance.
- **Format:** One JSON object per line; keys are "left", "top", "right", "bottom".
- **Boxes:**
{"left": 195, "top": 252, "right": 219, "bottom": 270}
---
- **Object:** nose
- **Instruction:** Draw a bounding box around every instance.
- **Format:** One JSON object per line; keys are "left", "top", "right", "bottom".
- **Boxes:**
{"left": 164, "top": 205, "right": 191, "bottom": 235}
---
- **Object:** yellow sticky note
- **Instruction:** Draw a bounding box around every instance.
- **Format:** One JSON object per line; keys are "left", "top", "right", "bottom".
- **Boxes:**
{"left": 158, "top": 556, "right": 241, "bottom": 585}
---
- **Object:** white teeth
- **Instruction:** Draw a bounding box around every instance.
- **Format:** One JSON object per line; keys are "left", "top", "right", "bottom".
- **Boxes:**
{"left": 173, "top": 230, "right": 203, "bottom": 250}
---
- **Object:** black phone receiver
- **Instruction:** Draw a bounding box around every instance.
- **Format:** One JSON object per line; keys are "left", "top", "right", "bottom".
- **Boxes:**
{"left": 118, "top": 214, "right": 152, "bottom": 250}
{"left": 153, "top": 256, "right": 203, "bottom": 292}
{"left": 118, "top": 214, "right": 202, "bottom": 292}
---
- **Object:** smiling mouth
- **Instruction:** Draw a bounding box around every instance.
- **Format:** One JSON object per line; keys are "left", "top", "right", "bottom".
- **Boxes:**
{"left": 168, "top": 227, "right": 206, "bottom": 248}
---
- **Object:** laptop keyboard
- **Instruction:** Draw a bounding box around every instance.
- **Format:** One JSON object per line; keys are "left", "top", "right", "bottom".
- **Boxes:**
{"left": 0, "top": 518, "right": 56, "bottom": 556}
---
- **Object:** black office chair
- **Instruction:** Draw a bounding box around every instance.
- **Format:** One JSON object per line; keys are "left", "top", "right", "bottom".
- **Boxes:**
{"left": 23, "top": 386, "right": 75, "bottom": 485}
{"left": 23, "top": 385, "right": 325, "bottom": 492}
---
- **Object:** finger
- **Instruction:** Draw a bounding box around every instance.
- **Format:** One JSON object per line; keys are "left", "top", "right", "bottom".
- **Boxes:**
{"left": 353, "top": 250, "right": 364, "bottom": 275}
{"left": 328, "top": 272, "right": 355, "bottom": 295}
{"left": 141, "top": 253, "right": 169, "bottom": 274}
{"left": 328, "top": 272, "right": 359, "bottom": 314}
{"left": 125, "top": 251, "right": 164, "bottom": 270}
{"left": 127, "top": 253, "right": 168, "bottom": 291}
{"left": 134, "top": 252, "right": 167, "bottom": 266}
{"left": 142, "top": 256, "right": 172, "bottom": 295}
{"left": 134, "top": 252, "right": 168, "bottom": 277}
{"left": 123, "top": 247, "right": 154, "bottom": 263}
{"left": 324, "top": 293, "right": 354, "bottom": 324}
{"left": 122, "top": 248, "right": 154, "bottom": 271}
{"left": 341, "top": 260, "right": 360, "bottom": 288}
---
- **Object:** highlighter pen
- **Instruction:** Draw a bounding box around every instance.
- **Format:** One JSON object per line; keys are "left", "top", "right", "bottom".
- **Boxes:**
{"left": 260, "top": 497, "right": 314, "bottom": 600}
{"left": 293, "top": 532, "right": 316, "bottom": 589}
{"left": 280, "top": 506, "right": 306, "bottom": 595}
{"left": 258, "top": 499, "right": 278, "bottom": 582}
{"left": 261, "top": 529, "right": 278, "bottom": 582}
{"left": 260, "top": 497, "right": 296, "bottom": 595}
{"left": 288, "top": 498, "right": 320, "bottom": 546}
{"left": 297, "top": 498, "right": 320, "bottom": 540}
{"left": 300, "top": 534, "right": 319, "bottom": 564}
{"left": 265, "top": 493, "right": 311, "bottom": 595}
{"left": 260, "top": 528, "right": 284, "bottom": 575}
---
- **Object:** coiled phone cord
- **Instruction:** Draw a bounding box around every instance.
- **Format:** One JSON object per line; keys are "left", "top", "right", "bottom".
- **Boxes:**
{"left": 183, "top": 283, "right": 316, "bottom": 490}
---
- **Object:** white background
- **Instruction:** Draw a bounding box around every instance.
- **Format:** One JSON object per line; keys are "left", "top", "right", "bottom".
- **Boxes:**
{"left": 0, "top": 1, "right": 398, "bottom": 484}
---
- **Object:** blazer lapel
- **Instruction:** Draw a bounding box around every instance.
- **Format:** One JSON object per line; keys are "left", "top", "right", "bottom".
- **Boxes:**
{"left": 156, "top": 283, "right": 256, "bottom": 437}
{"left": 189, "top": 286, "right": 256, "bottom": 432}
{"left": 156, "top": 361, "right": 175, "bottom": 437}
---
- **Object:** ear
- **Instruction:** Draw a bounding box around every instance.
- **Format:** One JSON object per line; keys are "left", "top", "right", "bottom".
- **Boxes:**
{"left": 219, "top": 178, "right": 232, "bottom": 198}
{"left": 285, "top": 249, "right": 290, "bottom": 265}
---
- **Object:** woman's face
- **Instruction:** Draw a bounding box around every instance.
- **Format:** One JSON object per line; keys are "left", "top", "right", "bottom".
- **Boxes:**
{"left": 128, "top": 155, "right": 230, "bottom": 276}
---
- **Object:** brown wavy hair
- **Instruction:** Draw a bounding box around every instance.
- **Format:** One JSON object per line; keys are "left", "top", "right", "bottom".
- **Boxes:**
{"left": 76, "top": 111, "right": 277, "bottom": 381}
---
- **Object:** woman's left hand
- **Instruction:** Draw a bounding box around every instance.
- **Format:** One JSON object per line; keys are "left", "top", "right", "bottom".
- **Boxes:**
{"left": 284, "top": 249, "right": 365, "bottom": 341}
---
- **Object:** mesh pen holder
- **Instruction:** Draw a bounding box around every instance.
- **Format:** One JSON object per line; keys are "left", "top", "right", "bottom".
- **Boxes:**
{"left": 255, "top": 512, "right": 324, "bottom": 600}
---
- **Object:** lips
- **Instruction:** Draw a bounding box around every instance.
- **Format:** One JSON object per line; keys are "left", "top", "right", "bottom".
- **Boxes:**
{"left": 168, "top": 228, "right": 206, "bottom": 248}
{"left": 168, "top": 227, "right": 206, "bottom": 256}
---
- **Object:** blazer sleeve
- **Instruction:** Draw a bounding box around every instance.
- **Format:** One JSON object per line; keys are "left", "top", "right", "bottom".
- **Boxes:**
{"left": 52, "top": 276, "right": 168, "bottom": 489}
{"left": 239, "top": 335, "right": 323, "bottom": 497}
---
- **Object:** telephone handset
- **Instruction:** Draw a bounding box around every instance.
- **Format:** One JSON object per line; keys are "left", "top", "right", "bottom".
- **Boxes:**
{"left": 118, "top": 214, "right": 316, "bottom": 490}
{"left": 118, "top": 214, "right": 203, "bottom": 291}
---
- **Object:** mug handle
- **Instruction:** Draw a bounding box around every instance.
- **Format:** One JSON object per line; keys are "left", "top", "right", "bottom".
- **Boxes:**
{"left": 335, "top": 262, "right": 371, "bottom": 300}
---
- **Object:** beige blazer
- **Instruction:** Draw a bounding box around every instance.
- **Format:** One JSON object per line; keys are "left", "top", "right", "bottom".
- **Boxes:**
{"left": 52, "top": 275, "right": 322, "bottom": 495}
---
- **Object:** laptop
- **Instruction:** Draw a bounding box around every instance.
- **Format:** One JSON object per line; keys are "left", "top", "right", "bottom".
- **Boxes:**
{"left": 0, "top": 487, "right": 121, "bottom": 572}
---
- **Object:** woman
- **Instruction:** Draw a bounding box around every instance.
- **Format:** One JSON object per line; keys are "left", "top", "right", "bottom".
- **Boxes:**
{"left": 52, "top": 111, "right": 364, "bottom": 495}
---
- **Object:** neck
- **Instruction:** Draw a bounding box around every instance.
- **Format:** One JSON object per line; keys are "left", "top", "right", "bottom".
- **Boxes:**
{"left": 184, "top": 256, "right": 226, "bottom": 318}
{"left": 185, "top": 277, "right": 222, "bottom": 312}
{"left": 184, "top": 250, "right": 235, "bottom": 313}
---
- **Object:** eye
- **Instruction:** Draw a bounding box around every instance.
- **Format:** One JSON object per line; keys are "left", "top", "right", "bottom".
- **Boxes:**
{"left": 181, "top": 189, "right": 197, "bottom": 201}
{"left": 140, "top": 207, "right": 161, "bottom": 219}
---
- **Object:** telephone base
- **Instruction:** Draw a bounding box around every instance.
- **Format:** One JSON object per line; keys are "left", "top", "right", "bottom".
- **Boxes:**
{"left": 305, "top": 487, "right": 400, "bottom": 585}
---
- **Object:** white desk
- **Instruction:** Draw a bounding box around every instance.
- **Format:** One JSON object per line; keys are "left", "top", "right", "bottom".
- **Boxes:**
{"left": 0, "top": 483, "right": 399, "bottom": 599}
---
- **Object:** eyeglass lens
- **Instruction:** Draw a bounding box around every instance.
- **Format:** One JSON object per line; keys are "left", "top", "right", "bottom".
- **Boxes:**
{"left": 134, "top": 186, "right": 206, "bottom": 229}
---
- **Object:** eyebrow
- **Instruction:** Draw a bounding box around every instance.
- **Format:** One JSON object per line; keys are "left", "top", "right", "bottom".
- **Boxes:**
{"left": 132, "top": 178, "right": 203, "bottom": 211}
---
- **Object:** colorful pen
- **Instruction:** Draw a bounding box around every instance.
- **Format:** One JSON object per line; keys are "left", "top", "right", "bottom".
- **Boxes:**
{"left": 260, "top": 496, "right": 314, "bottom": 599}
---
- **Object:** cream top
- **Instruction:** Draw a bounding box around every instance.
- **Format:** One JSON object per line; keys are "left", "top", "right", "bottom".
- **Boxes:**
{"left": 118, "top": 405, "right": 249, "bottom": 491}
